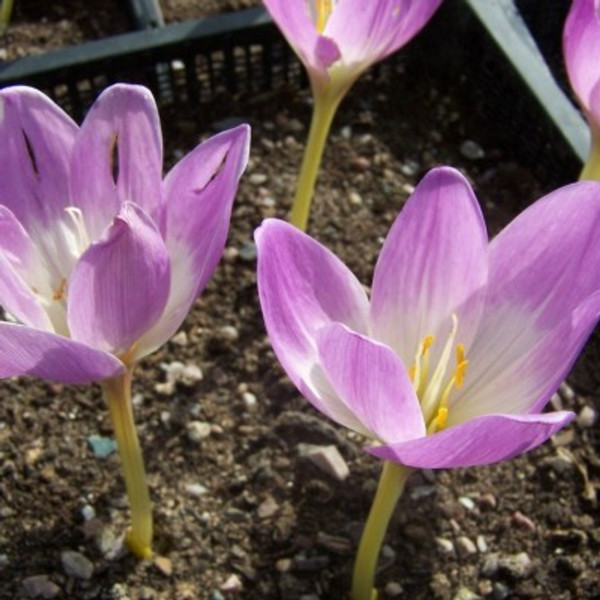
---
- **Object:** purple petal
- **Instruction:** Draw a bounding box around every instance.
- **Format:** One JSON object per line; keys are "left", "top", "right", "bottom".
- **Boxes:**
{"left": 256, "top": 219, "right": 369, "bottom": 399}
{"left": 68, "top": 202, "right": 170, "bottom": 357}
{"left": 368, "top": 411, "right": 575, "bottom": 468}
{"left": 0, "top": 87, "right": 77, "bottom": 229}
{"left": 134, "top": 125, "right": 249, "bottom": 359}
{"left": 70, "top": 84, "right": 164, "bottom": 241}
{"left": 0, "top": 87, "right": 79, "bottom": 281}
{"left": 0, "top": 322, "right": 125, "bottom": 384}
{"left": 0, "top": 204, "right": 55, "bottom": 322}
{"left": 263, "top": 0, "right": 341, "bottom": 79}
{"left": 326, "top": 0, "right": 442, "bottom": 70}
{"left": 370, "top": 167, "right": 488, "bottom": 368}
{"left": 317, "top": 322, "right": 425, "bottom": 442}
{"left": 563, "top": 0, "right": 600, "bottom": 111}
{"left": 0, "top": 254, "right": 52, "bottom": 331}
{"left": 451, "top": 291, "right": 600, "bottom": 424}
{"left": 455, "top": 182, "right": 600, "bottom": 419}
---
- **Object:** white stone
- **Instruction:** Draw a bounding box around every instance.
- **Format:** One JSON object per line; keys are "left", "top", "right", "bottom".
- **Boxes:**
{"left": 297, "top": 444, "right": 349, "bottom": 481}
{"left": 187, "top": 421, "right": 212, "bottom": 443}
{"left": 61, "top": 550, "right": 93, "bottom": 580}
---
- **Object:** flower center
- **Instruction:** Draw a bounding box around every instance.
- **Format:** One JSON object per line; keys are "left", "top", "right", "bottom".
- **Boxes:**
{"left": 408, "top": 314, "right": 468, "bottom": 434}
{"left": 315, "top": 0, "right": 333, "bottom": 32}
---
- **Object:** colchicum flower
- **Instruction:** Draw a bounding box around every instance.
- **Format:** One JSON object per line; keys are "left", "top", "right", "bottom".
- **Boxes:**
{"left": 263, "top": 0, "right": 443, "bottom": 230}
{"left": 0, "top": 84, "right": 250, "bottom": 557}
{"left": 256, "top": 167, "right": 600, "bottom": 599}
{"left": 564, "top": 0, "right": 600, "bottom": 180}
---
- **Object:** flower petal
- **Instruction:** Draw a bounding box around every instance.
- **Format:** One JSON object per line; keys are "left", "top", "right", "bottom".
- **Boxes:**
{"left": 68, "top": 203, "right": 170, "bottom": 357}
{"left": 0, "top": 322, "right": 125, "bottom": 384}
{"left": 368, "top": 411, "right": 575, "bottom": 468}
{"left": 370, "top": 167, "right": 488, "bottom": 368}
{"left": 256, "top": 219, "right": 370, "bottom": 396}
{"left": 317, "top": 322, "right": 425, "bottom": 442}
{"left": 563, "top": 0, "right": 600, "bottom": 110}
{"left": 454, "top": 182, "right": 600, "bottom": 420}
{"left": 70, "top": 84, "right": 164, "bottom": 240}
{"left": 133, "top": 125, "right": 250, "bottom": 359}
{"left": 0, "top": 87, "right": 79, "bottom": 282}
{"left": 0, "top": 86, "right": 77, "bottom": 229}
{"left": 263, "top": 0, "right": 341, "bottom": 79}
{"left": 326, "top": 0, "right": 442, "bottom": 71}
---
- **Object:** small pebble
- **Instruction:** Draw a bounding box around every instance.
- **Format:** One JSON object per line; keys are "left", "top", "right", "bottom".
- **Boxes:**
{"left": 187, "top": 421, "right": 212, "bottom": 443}
{"left": 511, "top": 511, "right": 536, "bottom": 532}
{"left": 297, "top": 443, "right": 349, "bottom": 481}
{"left": 476, "top": 535, "right": 488, "bottom": 553}
{"left": 491, "top": 582, "right": 511, "bottom": 600}
{"left": 385, "top": 582, "right": 403, "bottom": 597}
{"left": 22, "top": 575, "right": 60, "bottom": 599}
{"left": 185, "top": 483, "right": 209, "bottom": 497}
{"left": 81, "top": 504, "right": 96, "bottom": 521}
{"left": 275, "top": 558, "right": 292, "bottom": 572}
{"left": 478, "top": 493, "right": 497, "bottom": 509}
{"left": 460, "top": 139, "right": 485, "bottom": 160}
{"left": 171, "top": 331, "right": 188, "bottom": 346}
{"left": 87, "top": 434, "right": 117, "bottom": 458}
{"left": 400, "top": 159, "right": 419, "bottom": 176}
{"left": 248, "top": 173, "right": 268, "bottom": 186}
{"left": 559, "top": 382, "right": 576, "bottom": 401}
{"left": 61, "top": 550, "right": 93, "bottom": 580}
{"left": 154, "top": 555, "right": 172, "bottom": 576}
{"left": 348, "top": 191, "right": 363, "bottom": 206}
{"left": 456, "top": 536, "right": 477, "bottom": 557}
{"left": 242, "top": 391, "right": 257, "bottom": 409}
{"left": 220, "top": 574, "right": 242, "bottom": 592}
{"left": 210, "top": 592, "right": 225, "bottom": 600}
{"left": 257, "top": 496, "right": 279, "bottom": 519}
{"left": 577, "top": 405, "right": 597, "bottom": 428}
{"left": 340, "top": 125, "right": 352, "bottom": 139}
{"left": 239, "top": 241, "right": 257, "bottom": 262}
{"left": 453, "top": 587, "right": 482, "bottom": 600}
{"left": 458, "top": 496, "right": 476, "bottom": 511}
{"left": 219, "top": 325, "right": 239, "bottom": 341}
{"left": 436, "top": 537, "right": 455, "bottom": 554}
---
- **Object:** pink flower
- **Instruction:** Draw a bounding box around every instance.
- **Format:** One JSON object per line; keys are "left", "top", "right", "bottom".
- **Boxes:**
{"left": 256, "top": 167, "right": 600, "bottom": 468}
{"left": 564, "top": 0, "right": 600, "bottom": 136}
{"left": 263, "top": 0, "right": 443, "bottom": 89}
{"left": 0, "top": 84, "right": 249, "bottom": 384}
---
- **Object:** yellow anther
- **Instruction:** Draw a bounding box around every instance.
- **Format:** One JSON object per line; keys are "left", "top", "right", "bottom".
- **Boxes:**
{"left": 456, "top": 343, "right": 465, "bottom": 365}
{"left": 316, "top": 0, "right": 332, "bottom": 32}
{"left": 422, "top": 335, "right": 435, "bottom": 356}
{"left": 52, "top": 278, "right": 67, "bottom": 301}
{"left": 435, "top": 406, "right": 448, "bottom": 430}
{"left": 408, "top": 364, "right": 416, "bottom": 383}
{"left": 455, "top": 359, "right": 468, "bottom": 388}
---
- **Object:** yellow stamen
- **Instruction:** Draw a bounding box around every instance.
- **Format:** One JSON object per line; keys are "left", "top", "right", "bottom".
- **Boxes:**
{"left": 435, "top": 406, "right": 448, "bottom": 430}
{"left": 408, "top": 364, "right": 416, "bottom": 383}
{"left": 456, "top": 343, "right": 465, "bottom": 365}
{"left": 455, "top": 359, "right": 468, "bottom": 388}
{"left": 52, "top": 278, "right": 67, "bottom": 301}
{"left": 422, "top": 335, "right": 435, "bottom": 355}
{"left": 316, "top": 0, "right": 332, "bottom": 32}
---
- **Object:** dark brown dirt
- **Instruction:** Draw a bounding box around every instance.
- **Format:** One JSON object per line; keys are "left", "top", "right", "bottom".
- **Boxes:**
{"left": 0, "top": 3, "right": 599, "bottom": 600}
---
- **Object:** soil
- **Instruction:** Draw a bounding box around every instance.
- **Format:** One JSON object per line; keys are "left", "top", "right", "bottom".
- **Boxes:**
{"left": 1, "top": 3, "right": 599, "bottom": 600}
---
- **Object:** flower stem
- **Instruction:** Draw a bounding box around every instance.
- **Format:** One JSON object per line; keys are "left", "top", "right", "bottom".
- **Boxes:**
{"left": 103, "top": 369, "right": 153, "bottom": 559}
{"left": 289, "top": 88, "right": 343, "bottom": 231}
{"left": 351, "top": 461, "right": 412, "bottom": 600}
{"left": 0, "top": 0, "right": 14, "bottom": 33}
{"left": 580, "top": 134, "right": 600, "bottom": 181}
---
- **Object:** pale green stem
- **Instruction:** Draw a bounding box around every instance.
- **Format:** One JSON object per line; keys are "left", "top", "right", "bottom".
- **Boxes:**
{"left": 351, "top": 461, "right": 413, "bottom": 600}
{"left": 103, "top": 369, "right": 153, "bottom": 559}
{"left": 0, "top": 0, "right": 14, "bottom": 33}
{"left": 580, "top": 134, "right": 600, "bottom": 181}
{"left": 289, "top": 87, "right": 345, "bottom": 231}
